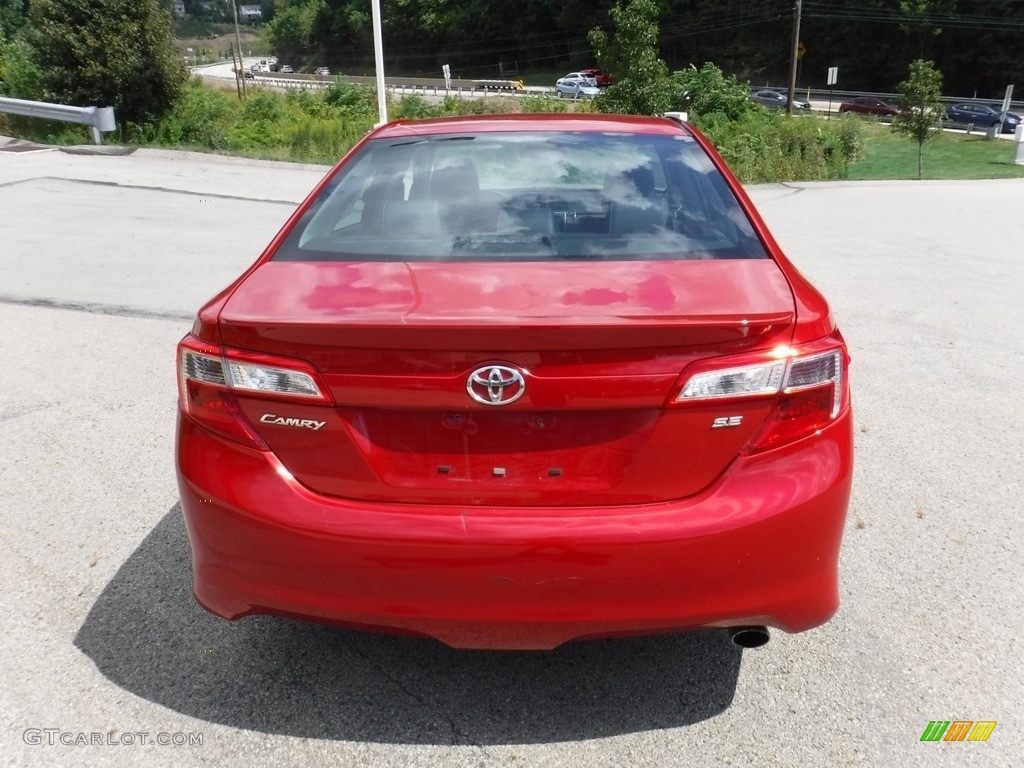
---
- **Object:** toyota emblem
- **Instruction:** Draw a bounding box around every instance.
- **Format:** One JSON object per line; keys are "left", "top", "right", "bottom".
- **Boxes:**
{"left": 466, "top": 365, "right": 525, "bottom": 406}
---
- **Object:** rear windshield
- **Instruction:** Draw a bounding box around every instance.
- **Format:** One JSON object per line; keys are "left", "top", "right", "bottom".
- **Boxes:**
{"left": 272, "top": 130, "right": 768, "bottom": 262}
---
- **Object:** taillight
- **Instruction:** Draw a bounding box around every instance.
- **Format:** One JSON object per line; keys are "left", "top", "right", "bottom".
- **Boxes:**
{"left": 177, "top": 335, "right": 331, "bottom": 448}
{"left": 673, "top": 337, "right": 848, "bottom": 454}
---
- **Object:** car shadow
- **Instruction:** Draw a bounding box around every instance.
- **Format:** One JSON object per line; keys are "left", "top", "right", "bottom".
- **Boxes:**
{"left": 74, "top": 505, "right": 743, "bottom": 745}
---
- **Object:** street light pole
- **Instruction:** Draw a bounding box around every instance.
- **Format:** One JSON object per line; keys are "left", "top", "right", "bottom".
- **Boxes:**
{"left": 371, "top": 0, "right": 388, "bottom": 125}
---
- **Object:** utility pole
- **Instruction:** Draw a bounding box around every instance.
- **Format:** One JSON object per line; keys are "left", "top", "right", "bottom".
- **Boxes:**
{"left": 787, "top": 0, "right": 802, "bottom": 116}
{"left": 232, "top": 0, "right": 247, "bottom": 99}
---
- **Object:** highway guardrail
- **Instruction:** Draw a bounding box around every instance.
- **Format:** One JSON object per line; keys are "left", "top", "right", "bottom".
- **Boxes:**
{"left": 0, "top": 97, "right": 116, "bottom": 144}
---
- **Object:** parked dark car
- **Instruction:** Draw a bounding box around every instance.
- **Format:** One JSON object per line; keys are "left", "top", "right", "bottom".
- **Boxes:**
{"left": 945, "top": 103, "right": 1022, "bottom": 133}
{"left": 750, "top": 90, "right": 811, "bottom": 111}
{"left": 838, "top": 96, "right": 898, "bottom": 117}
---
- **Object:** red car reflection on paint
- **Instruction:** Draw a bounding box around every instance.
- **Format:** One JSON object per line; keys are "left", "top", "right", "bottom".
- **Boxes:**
{"left": 176, "top": 114, "right": 853, "bottom": 650}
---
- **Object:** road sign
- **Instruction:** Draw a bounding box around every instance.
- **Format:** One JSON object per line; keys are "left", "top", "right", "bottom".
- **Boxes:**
{"left": 1002, "top": 85, "right": 1014, "bottom": 113}
{"left": 827, "top": 67, "right": 838, "bottom": 86}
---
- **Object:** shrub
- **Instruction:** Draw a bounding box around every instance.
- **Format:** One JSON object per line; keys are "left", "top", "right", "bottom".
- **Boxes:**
{"left": 146, "top": 80, "right": 239, "bottom": 150}
{"left": 323, "top": 79, "right": 378, "bottom": 119}
{"left": 520, "top": 95, "right": 567, "bottom": 113}
{"left": 243, "top": 91, "right": 286, "bottom": 124}
{"left": 284, "top": 116, "right": 368, "bottom": 164}
{"left": 0, "top": 34, "right": 44, "bottom": 100}
{"left": 391, "top": 94, "right": 441, "bottom": 120}
{"left": 671, "top": 63, "right": 756, "bottom": 123}
{"left": 695, "top": 110, "right": 861, "bottom": 183}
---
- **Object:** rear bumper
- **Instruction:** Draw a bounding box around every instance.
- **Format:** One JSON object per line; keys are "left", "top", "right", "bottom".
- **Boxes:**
{"left": 176, "top": 411, "right": 853, "bottom": 650}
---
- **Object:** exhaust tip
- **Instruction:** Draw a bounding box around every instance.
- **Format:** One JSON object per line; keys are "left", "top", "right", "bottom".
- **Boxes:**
{"left": 729, "top": 626, "right": 770, "bottom": 649}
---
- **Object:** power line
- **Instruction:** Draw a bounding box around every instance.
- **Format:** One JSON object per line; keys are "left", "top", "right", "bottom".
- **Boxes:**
{"left": 802, "top": 1, "right": 1024, "bottom": 31}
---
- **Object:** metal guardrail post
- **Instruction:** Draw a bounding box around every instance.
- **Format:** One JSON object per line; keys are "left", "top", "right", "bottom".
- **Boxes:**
{"left": 0, "top": 97, "right": 117, "bottom": 144}
{"left": 90, "top": 106, "right": 116, "bottom": 145}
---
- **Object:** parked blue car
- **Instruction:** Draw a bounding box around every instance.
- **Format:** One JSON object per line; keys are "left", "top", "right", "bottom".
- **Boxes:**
{"left": 945, "top": 103, "right": 1021, "bottom": 133}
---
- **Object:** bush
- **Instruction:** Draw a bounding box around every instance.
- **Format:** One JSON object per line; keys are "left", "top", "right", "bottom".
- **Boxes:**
{"left": 323, "top": 79, "right": 378, "bottom": 119}
{"left": 284, "top": 116, "right": 366, "bottom": 164}
{"left": 520, "top": 95, "right": 567, "bottom": 113}
{"left": 443, "top": 95, "right": 519, "bottom": 115}
{"left": 671, "top": 63, "right": 756, "bottom": 123}
{"left": 391, "top": 94, "right": 442, "bottom": 120}
{"left": 144, "top": 80, "right": 239, "bottom": 150}
{"left": 696, "top": 110, "right": 861, "bottom": 183}
{"left": 243, "top": 91, "right": 286, "bottom": 124}
{"left": 0, "top": 34, "right": 43, "bottom": 100}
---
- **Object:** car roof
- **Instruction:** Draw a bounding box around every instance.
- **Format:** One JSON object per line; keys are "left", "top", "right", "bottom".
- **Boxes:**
{"left": 371, "top": 113, "right": 693, "bottom": 139}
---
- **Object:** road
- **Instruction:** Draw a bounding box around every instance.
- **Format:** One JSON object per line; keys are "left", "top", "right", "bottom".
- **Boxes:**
{"left": 196, "top": 59, "right": 551, "bottom": 100}
{"left": 0, "top": 142, "right": 1021, "bottom": 767}
{"left": 195, "top": 63, "right": 1024, "bottom": 133}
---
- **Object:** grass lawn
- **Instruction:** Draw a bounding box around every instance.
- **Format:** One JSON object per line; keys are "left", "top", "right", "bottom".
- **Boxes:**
{"left": 848, "top": 122, "right": 1024, "bottom": 180}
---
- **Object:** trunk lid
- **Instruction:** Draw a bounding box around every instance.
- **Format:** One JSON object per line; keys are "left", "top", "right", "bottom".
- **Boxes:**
{"left": 220, "top": 260, "right": 795, "bottom": 506}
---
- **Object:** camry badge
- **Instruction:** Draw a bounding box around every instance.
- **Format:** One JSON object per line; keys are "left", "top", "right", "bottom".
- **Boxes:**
{"left": 260, "top": 413, "right": 327, "bottom": 431}
{"left": 467, "top": 365, "right": 526, "bottom": 406}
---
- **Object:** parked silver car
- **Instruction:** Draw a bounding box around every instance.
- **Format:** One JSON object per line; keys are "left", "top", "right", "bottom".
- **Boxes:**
{"left": 749, "top": 89, "right": 811, "bottom": 111}
{"left": 555, "top": 72, "right": 600, "bottom": 99}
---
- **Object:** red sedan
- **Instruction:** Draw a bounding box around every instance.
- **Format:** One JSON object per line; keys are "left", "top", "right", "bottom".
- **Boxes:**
{"left": 176, "top": 114, "right": 853, "bottom": 650}
{"left": 838, "top": 96, "right": 898, "bottom": 117}
{"left": 579, "top": 67, "right": 612, "bottom": 87}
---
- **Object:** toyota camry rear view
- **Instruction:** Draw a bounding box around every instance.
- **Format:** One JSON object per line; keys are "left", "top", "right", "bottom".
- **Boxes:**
{"left": 176, "top": 114, "right": 852, "bottom": 650}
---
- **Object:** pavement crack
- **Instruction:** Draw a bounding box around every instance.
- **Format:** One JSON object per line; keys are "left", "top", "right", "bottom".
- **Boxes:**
{"left": 2, "top": 175, "right": 298, "bottom": 205}
{"left": 0, "top": 294, "right": 192, "bottom": 322}
{"left": 339, "top": 638, "right": 485, "bottom": 751}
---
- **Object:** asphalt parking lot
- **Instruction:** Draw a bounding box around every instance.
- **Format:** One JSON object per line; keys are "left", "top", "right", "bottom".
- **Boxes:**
{"left": 1, "top": 142, "right": 1021, "bottom": 767}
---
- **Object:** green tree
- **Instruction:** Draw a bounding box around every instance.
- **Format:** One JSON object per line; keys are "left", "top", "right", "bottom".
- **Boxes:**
{"left": 265, "top": 0, "right": 326, "bottom": 60}
{"left": 0, "top": 0, "right": 28, "bottom": 39}
{"left": 0, "top": 33, "right": 44, "bottom": 100}
{"left": 25, "top": 0, "right": 188, "bottom": 136}
{"left": 671, "top": 62, "right": 756, "bottom": 124}
{"left": 589, "top": 0, "right": 677, "bottom": 116}
{"left": 892, "top": 59, "right": 944, "bottom": 179}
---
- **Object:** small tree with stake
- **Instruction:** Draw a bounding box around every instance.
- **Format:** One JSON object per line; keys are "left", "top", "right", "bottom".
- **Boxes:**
{"left": 588, "top": 0, "right": 678, "bottom": 116}
{"left": 892, "top": 59, "right": 945, "bottom": 179}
